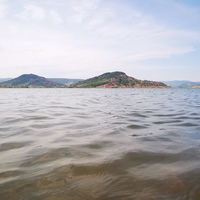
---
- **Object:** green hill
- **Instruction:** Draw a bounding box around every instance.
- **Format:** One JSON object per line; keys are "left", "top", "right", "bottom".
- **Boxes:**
{"left": 71, "top": 71, "right": 168, "bottom": 88}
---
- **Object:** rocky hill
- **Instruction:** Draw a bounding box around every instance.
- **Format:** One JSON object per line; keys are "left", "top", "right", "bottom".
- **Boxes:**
{"left": 71, "top": 71, "right": 168, "bottom": 88}
{"left": 0, "top": 74, "right": 62, "bottom": 88}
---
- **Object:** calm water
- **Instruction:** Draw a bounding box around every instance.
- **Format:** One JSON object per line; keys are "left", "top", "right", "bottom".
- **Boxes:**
{"left": 0, "top": 88, "right": 200, "bottom": 200}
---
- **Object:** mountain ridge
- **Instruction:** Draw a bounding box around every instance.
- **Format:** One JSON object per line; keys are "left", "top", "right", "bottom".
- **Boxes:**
{"left": 163, "top": 80, "right": 200, "bottom": 88}
{"left": 0, "top": 72, "right": 169, "bottom": 88}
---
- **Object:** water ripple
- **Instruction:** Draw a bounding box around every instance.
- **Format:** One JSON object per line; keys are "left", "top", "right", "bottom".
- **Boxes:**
{"left": 0, "top": 88, "right": 200, "bottom": 200}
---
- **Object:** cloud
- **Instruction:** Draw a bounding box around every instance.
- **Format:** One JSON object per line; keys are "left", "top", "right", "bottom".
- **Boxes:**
{"left": 17, "top": 4, "right": 63, "bottom": 23}
{"left": 70, "top": 0, "right": 99, "bottom": 24}
{"left": 48, "top": 10, "right": 63, "bottom": 23}
{"left": 18, "top": 4, "right": 46, "bottom": 21}
{"left": 0, "top": 0, "right": 8, "bottom": 18}
{"left": 0, "top": 0, "right": 200, "bottom": 79}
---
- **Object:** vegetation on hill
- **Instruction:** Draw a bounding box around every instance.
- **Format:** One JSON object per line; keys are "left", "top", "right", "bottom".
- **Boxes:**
{"left": 71, "top": 71, "right": 167, "bottom": 88}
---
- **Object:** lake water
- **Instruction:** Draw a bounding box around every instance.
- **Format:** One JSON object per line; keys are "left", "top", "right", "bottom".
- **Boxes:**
{"left": 0, "top": 88, "right": 200, "bottom": 200}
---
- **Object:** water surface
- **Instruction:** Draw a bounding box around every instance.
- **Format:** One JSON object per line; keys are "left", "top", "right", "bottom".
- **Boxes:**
{"left": 0, "top": 88, "right": 200, "bottom": 200}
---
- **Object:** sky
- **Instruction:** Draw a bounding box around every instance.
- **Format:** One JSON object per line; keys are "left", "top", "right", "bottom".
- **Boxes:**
{"left": 0, "top": 0, "right": 200, "bottom": 81}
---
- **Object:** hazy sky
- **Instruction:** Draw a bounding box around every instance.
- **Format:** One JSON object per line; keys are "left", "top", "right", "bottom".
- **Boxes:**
{"left": 0, "top": 0, "right": 200, "bottom": 80}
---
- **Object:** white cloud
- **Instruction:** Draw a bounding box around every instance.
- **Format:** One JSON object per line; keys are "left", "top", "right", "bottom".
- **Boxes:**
{"left": 17, "top": 4, "right": 63, "bottom": 24}
{"left": 0, "top": 0, "right": 8, "bottom": 18}
{"left": 49, "top": 10, "right": 63, "bottom": 23}
{"left": 18, "top": 4, "right": 46, "bottom": 21}
{"left": 70, "top": 0, "right": 99, "bottom": 23}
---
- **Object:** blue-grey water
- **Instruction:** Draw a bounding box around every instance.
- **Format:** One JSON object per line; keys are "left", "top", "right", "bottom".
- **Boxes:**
{"left": 0, "top": 88, "right": 200, "bottom": 200}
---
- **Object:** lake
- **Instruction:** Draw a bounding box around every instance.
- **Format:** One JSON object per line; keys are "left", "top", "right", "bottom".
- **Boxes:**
{"left": 0, "top": 88, "right": 200, "bottom": 200}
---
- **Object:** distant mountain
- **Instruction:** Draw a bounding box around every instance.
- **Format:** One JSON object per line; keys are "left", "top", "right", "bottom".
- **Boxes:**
{"left": 190, "top": 85, "right": 200, "bottom": 88}
{"left": 0, "top": 78, "right": 11, "bottom": 83}
{"left": 48, "top": 78, "right": 82, "bottom": 85}
{"left": 163, "top": 81, "right": 200, "bottom": 88}
{"left": 71, "top": 71, "right": 168, "bottom": 88}
{"left": 0, "top": 74, "right": 62, "bottom": 88}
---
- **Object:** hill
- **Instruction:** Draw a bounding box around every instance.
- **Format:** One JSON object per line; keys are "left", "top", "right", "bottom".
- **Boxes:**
{"left": 0, "top": 74, "right": 62, "bottom": 88}
{"left": 71, "top": 71, "right": 168, "bottom": 88}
